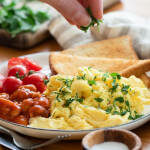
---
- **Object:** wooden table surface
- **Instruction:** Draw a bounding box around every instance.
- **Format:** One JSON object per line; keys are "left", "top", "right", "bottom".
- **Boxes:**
{"left": 0, "top": 0, "right": 150, "bottom": 150}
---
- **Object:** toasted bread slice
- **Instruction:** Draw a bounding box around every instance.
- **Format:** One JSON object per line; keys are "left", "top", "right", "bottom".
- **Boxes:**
{"left": 62, "top": 36, "right": 138, "bottom": 59}
{"left": 50, "top": 53, "right": 150, "bottom": 76}
{"left": 120, "top": 60, "right": 150, "bottom": 77}
{"left": 61, "top": 36, "right": 150, "bottom": 87}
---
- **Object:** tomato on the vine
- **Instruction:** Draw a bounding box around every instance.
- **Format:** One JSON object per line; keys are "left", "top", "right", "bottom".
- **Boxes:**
{"left": 8, "top": 57, "right": 42, "bottom": 71}
{"left": 23, "top": 73, "right": 47, "bottom": 93}
{"left": 8, "top": 65, "right": 28, "bottom": 79}
{"left": 22, "top": 58, "right": 42, "bottom": 71}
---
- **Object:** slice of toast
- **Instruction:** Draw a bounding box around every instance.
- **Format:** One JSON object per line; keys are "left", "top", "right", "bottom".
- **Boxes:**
{"left": 62, "top": 36, "right": 138, "bottom": 60}
{"left": 61, "top": 36, "right": 150, "bottom": 87}
{"left": 50, "top": 53, "right": 150, "bottom": 76}
{"left": 50, "top": 36, "right": 150, "bottom": 87}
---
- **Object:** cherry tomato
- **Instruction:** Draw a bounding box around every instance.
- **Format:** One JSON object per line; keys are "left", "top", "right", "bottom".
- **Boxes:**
{"left": 8, "top": 57, "right": 24, "bottom": 69}
{"left": 21, "top": 98, "right": 34, "bottom": 112}
{"left": 13, "top": 115, "right": 28, "bottom": 126}
{"left": 23, "top": 73, "right": 47, "bottom": 93}
{"left": 8, "top": 65, "right": 28, "bottom": 78}
{"left": 29, "top": 105, "right": 49, "bottom": 118}
{"left": 3, "top": 76, "right": 23, "bottom": 94}
{"left": 0, "top": 74, "right": 5, "bottom": 92}
{"left": 0, "top": 98, "right": 21, "bottom": 119}
{"left": 34, "top": 96, "right": 50, "bottom": 109}
{"left": 8, "top": 57, "right": 42, "bottom": 71}
{"left": 22, "top": 58, "right": 42, "bottom": 71}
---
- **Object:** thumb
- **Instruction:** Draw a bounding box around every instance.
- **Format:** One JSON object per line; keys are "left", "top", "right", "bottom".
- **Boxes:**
{"left": 41, "top": 0, "right": 91, "bottom": 26}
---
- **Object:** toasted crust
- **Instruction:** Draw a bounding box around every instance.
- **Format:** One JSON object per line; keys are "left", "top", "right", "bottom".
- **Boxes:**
{"left": 120, "top": 60, "right": 150, "bottom": 78}
{"left": 50, "top": 53, "right": 142, "bottom": 75}
{"left": 62, "top": 36, "right": 138, "bottom": 60}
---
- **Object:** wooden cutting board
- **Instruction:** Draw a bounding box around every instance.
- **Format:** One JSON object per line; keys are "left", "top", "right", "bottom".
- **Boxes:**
{"left": 0, "top": 21, "right": 51, "bottom": 49}
{"left": 0, "top": 1, "right": 51, "bottom": 49}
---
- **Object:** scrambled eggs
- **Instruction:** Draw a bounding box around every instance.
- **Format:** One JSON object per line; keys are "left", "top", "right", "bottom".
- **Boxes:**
{"left": 29, "top": 67, "right": 150, "bottom": 130}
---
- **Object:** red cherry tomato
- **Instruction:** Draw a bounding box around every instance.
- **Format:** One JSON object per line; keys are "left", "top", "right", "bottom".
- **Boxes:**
{"left": 8, "top": 57, "right": 24, "bottom": 69}
{"left": 8, "top": 57, "right": 42, "bottom": 71}
{"left": 8, "top": 65, "right": 28, "bottom": 78}
{"left": 0, "top": 74, "right": 5, "bottom": 92}
{"left": 23, "top": 73, "right": 47, "bottom": 93}
{"left": 3, "top": 77, "right": 23, "bottom": 94}
{"left": 22, "top": 58, "right": 42, "bottom": 71}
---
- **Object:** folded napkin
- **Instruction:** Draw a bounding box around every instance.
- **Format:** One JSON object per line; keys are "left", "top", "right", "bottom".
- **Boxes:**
{"left": 48, "top": 0, "right": 150, "bottom": 59}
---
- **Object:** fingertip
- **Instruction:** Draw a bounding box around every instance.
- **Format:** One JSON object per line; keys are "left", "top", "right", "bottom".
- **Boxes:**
{"left": 89, "top": 0, "right": 103, "bottom": 19}
{"left": 72, "top": 11, "right": 91, "bottom": 26}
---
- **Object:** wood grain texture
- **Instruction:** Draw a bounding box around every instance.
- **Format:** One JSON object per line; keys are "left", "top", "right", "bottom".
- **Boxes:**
{"left": 0, "top": 0, "right": 150, "bottom": 150}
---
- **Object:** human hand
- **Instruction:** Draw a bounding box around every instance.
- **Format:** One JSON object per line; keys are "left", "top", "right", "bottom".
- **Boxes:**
{"left": 41, "top": 0, "right": 103, "bottom": 27}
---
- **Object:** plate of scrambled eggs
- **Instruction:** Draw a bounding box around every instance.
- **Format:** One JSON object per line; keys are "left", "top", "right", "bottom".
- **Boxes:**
{"left": 0, "top": 52, "right": 150, "bottom": 139}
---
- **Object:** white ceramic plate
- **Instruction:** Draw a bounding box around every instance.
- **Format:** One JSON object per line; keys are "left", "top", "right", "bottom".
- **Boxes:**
{"left": 0, "top": 52, "right": 150, "bottom": 140}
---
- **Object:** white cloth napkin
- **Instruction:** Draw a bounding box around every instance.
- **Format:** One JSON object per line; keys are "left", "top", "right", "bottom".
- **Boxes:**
{"left": 48, "top": 0, "right": 150, "bottom": 59}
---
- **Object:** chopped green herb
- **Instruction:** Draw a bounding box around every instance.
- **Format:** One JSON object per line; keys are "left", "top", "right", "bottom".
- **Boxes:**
{"left": 114, "top": 97, "right": 124, "bottom": 103}
{"left": 0, "top": 0, "right": 50, "bottom": 37}
{"left": 88, "top": 66, "right": 92, "bottom": 70}
{"left": 59, "top": 87, "right": 70, "bottom": 96}
{"left": 129, "top": 111, "right": 143, "bottom": 120}
{"left": 57, "top": 78, "right": 73, "bottom": 88}
{"left": 28, "top": 70, "right": 35, "bottom": 75}
{"left": 15, "top": 71, "right": 25, "bottom": 80}
{"left": 56, "top": 94, "right": 61, "bottom": 102}
{"left": 54, "top": 87, "right": 70, "bottom": 102}
{"left": 44, "top": 79, "right": 49, "bottom": 85}
{"left": 105, "top": 106, "right": 112, "bottom": 114}
{"left": 77, "top": 74, "right": 86, "bottom": 80}
{"left": 102, "top": 73, "right": 109, "bottom": 81}
{"left": 125, "top": 100, "right": 130, "bottom": 107}
{"left": 75, "top": 93, "right": 84, "bottom": 103}
{"left": 76, "top": 98, "right": 84, "bottom": 103}
{"left": 121, "top": 85, "right": 130, "bottom": 95}
{"left": 94, "top": 98, "right": 103, "bottom": 103}
{"left": 64, "top": 98, "right": 74, "bottom": 107}
{"left": 120, "top": 110, "right": 128, "bottom": 116}
{"left": 109, "top": 79, "right": 118, "bottom": 93}
{"left": 80, "top": 8, "right": 103, "bottom": 32}
{"left": 91, "top": 89, "right": 94, "bottom": 93}
{"left": 112, "top": 111, "right": 120, "bottom": 115}
{"left": 88, "top": 80, "right": 96, "bottom": 86}
{"left": 110, "top": 73, "right": 121, "bottom": 80}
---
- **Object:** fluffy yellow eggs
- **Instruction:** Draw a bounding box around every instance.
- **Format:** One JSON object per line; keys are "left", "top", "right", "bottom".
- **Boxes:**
{"left": 29, "top": 67, "right": 150, "bottom": 130}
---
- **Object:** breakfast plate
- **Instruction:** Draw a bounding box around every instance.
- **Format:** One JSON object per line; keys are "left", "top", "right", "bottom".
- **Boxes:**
{"left": 0, "top": 52, "right": 150, "bottom": 140}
